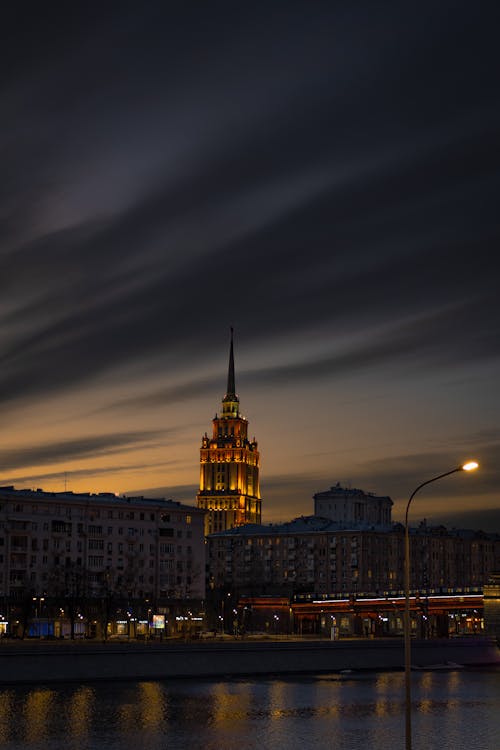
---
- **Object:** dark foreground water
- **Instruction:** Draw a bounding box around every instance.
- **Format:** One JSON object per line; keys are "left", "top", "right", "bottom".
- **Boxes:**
{"left": 0, "top": 669, "right": 498, "bottom": 750}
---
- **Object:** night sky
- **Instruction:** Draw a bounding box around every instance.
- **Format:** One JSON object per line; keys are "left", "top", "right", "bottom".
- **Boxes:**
{"left": 1, "top": 3, "right": 499, "bottom": 530}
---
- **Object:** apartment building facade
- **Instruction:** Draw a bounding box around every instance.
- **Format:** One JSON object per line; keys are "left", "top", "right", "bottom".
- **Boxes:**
{"left": 207, "top": 516, "right": 499, "bottom": 598}
{"left": 0, "top": 486, "right": 206, "bottom": 606}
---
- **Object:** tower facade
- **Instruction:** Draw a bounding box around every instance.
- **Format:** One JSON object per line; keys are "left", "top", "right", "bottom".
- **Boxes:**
{"left": 197, "top": 331, "right": 261, "bottom": 535}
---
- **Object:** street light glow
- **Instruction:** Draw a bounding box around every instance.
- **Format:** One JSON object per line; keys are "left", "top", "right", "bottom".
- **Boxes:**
{"left": 462, "top": 461, "right": 479, "bottom": 472}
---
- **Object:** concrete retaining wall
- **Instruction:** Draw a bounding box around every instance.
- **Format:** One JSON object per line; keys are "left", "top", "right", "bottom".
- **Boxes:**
{"left": 0, "top": 637, "right": 498, "bottom": 685}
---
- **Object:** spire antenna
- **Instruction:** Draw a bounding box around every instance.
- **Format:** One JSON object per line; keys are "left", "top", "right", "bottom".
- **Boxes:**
{"left": 226, "top": 327, "right": 236, "bottom": 399}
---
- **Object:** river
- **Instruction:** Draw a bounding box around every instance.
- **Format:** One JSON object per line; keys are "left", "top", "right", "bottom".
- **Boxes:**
{"left": 0, "top": 669, "right": 498, "bottom": 749}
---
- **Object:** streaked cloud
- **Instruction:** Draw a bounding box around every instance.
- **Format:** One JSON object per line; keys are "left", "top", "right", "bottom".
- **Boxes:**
{"left": 1, "top": 2, "right": 499, "bottom": 529}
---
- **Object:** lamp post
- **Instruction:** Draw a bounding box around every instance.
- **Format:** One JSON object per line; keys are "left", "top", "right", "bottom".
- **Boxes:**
{"left": 404, "top": 460, "right": 478, "bottom": 750}
{"left": 32, "top": 596, "right": 45, "bottom": 638}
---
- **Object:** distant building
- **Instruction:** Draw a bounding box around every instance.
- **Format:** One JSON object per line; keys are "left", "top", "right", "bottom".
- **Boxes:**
{"left": 197, "top": 330, "right": 261, "bottom": 535}
{"left": 0, "top": 486, "right": 205, "bottom": 605}
{"left": 313, "top": 483, "right": 392, "bottom": 530}
{"left": 207, "top": 515, "right": 499, "bottom": 598}
{"left": 483, "top": 573, "right": 500, "bottom": 638}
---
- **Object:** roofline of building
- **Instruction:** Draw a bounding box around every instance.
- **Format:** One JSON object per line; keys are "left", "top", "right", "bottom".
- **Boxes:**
{"left": 0, "top": 486, "right": 204, "bottom": 514}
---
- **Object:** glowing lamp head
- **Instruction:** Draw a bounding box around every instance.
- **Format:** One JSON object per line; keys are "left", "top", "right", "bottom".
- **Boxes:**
{"left": 462, "top": 461, "right": 479, "bottom": 472}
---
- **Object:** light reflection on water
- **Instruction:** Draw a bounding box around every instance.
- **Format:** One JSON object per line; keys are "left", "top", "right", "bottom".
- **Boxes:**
{"left": 0, "top": 670, "right": 498, "bottom": 750}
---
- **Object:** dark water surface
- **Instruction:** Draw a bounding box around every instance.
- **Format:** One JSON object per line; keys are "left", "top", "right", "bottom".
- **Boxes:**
{"left": 0, "top": 669, "right": 498, "bottom": 750}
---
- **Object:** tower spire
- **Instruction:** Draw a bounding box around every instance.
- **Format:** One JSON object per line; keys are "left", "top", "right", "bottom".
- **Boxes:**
{"left": 197, "top": 331, "right": 261, "bottom": 534}
{"left": 225, "top": 327, "right": 236, "bottom": 400}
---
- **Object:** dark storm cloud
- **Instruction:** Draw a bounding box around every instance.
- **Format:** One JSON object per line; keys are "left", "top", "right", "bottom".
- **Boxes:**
{"left": 1, "top": 2, "right": 499, "bottom": 411}
{"left": 0, "top": 429, "right": 171, "bottom": 472}
{"left": 102, "top": 292, "right": 499, "bottom": 414}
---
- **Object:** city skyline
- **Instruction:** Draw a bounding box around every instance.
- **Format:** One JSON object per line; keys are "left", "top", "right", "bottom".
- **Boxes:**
{"left": 1, "top": 4, "right": 499, "bottom": 531}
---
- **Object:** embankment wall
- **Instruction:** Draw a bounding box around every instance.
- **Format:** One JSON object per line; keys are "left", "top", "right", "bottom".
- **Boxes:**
{"left": 0, "top": 637, "right": 497, "bottom": 685}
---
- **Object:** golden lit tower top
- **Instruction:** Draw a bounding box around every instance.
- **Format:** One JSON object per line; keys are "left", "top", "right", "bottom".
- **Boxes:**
{"left": 197, "top": 329, "right": 261, "bottom": 535}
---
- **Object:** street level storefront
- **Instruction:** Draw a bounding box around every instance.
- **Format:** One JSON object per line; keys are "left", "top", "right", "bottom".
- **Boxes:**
{"left": 236, "top": 593, "right": 485, "bottom": 638}
{"left": 1, "top": 599, "right": 205, "bottom": 640}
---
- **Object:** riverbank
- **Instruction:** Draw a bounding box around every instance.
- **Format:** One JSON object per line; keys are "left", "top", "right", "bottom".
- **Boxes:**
{"left": 0, "top": 636, "right": 498, "bottom": 684}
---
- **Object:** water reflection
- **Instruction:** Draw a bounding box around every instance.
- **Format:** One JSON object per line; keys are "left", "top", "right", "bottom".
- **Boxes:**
{"left": 24, "top": 689, "right": 55, "bottom": 744}
{"left": 0, "top": 690, "right": 14, "bottom": 745}
{"left": 68, "top": 686, "right": 94, "bottom": 741}
{"left": 0, "top": 670, "right": 497, "bottom": 750}
{"left": 138, "top": 682, "right": 165, "bottom": 730}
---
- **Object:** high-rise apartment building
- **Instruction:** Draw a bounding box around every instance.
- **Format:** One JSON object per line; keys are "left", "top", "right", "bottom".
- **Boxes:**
{"left": 207, "top": 516, "right": 499, "bottom": 597}
{"left": 0, "top": 486, "right": 205, "bottom": 602}
{"left": 197, "top": 330, "right": 261, "bottom": 535}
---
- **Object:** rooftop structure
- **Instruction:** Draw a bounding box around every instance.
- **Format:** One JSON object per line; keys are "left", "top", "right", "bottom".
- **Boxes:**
{"left": 313, "top": 482, "right": 393, "bottom": 530}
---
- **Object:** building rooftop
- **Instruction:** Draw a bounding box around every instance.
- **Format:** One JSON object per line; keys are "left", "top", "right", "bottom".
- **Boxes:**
{"left": 207, "top": 514, "right": 395, "bottom": 538}
{"left": 0, "top": 485, "right": 203, "bottom": 513}
{"left": 208, "top": 514, "right": 500, "bottom": 540}
{"left": 313, "top": 482, "right": 392, "bottom": 502}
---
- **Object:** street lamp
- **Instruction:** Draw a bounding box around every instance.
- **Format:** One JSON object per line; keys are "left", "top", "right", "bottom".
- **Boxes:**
{"left": 404, "top": 460, "right": 478, "bottom": 750}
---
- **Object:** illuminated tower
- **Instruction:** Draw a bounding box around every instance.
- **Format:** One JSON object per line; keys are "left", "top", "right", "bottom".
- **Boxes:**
{"left": 197, "top": 330, "right": 261, "bottom": 535}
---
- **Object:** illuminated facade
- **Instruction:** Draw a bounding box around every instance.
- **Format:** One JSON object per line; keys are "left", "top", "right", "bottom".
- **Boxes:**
{"left": 197, "top": 331, "right": 261, "bottom": 535}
